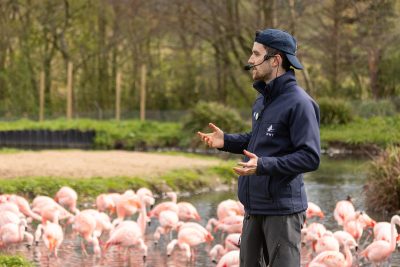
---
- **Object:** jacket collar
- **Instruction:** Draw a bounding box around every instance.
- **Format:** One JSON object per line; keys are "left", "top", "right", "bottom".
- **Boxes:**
{"left": 253, "top": 69, "right": 297, "bottom": 99}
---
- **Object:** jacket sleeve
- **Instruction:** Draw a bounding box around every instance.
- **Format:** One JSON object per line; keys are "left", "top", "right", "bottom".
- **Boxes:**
{"left": 256, "top": 100, "right": 320, "bottom": 176}
{"left": 218, "top": 132, "right": 252, "bottom": 154}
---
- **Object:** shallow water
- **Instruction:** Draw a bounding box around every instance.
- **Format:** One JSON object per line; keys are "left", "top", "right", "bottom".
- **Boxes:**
{"left": 4, "top": 156, "right": 400, "bottom": 266}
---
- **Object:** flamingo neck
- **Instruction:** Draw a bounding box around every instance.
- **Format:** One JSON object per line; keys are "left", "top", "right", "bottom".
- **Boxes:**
{"left": 343, "top": 243, "right": 353, "bottom": 267}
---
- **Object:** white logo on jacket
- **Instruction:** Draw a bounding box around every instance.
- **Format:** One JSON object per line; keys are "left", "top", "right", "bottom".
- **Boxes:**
{"left": 266, "top": 124, "right": 275, "bottom": 137}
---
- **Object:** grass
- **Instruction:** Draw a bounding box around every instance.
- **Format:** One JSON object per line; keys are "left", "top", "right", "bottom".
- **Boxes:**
{"left": 0, "top": 161, "right": 237, "bottom": 199}
{"left": 1, "top": 116, "right": 400, "bottom": 151}
{"left": 0, "top": 255, "right": 32, "bottom": 267}
{"left": 320, "top": 116, "right": 400, "bottom": 148}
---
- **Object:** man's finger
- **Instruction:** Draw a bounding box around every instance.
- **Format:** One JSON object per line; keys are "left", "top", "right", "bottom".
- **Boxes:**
{"left": 237, "top": 162, "right": 248, "bottom": 167}
{"left": 243, "top": 149, "right": 257, "bottom": 158}
{"left": 208, "top": 123, "right": 220, "bottom": 132}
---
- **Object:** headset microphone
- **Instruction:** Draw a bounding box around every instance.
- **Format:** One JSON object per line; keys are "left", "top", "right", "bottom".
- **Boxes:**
{"left": 243, "top": 54, "right": 272, "bottom": 71}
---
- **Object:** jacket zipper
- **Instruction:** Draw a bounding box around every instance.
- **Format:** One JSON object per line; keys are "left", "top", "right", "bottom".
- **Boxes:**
{"left": 246, "top": 96, "right": 270, "bottom": 212}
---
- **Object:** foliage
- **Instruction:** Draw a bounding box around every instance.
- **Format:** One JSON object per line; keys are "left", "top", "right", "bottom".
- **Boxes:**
{"left": 0, "top": 162, "right": 237, "bottom": 198}
{"left": 1, "top": 1, "right": 399, "bottom": 119}
{"left": 320, "top": 116, "right": 400, "bottom": 147}
{"left": 0, "top": 255, "right": 32, "bottom": 267}
{"left": 182, "top": 101, "right": 250, "bottom": 147}
{"left": 365, "top": 146, "right": 400, "bottom": 213}
{"left": 352, "top": 99, "right": 397, "bottom": 118}
{"left": 0, "top": 119, "right": 183, "bottom": 150}
{"left": 317, "top": 98, "right": 353, "bottom": 125}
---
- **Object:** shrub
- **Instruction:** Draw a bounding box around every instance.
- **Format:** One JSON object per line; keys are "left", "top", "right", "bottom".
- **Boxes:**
{"left": 0, "top": 255, "right": 32, "bottom": 267}
{"left": 182, "top": 101, "right": 249, "bottom": 147}
{"left": 365, "top": 146, "right": 400, "bottom": 213}
{"left": 317, "top": 98, "right": 353, "bottom": 125}
{"left": 353, "top": 99, "right": 397, "bottom": 118}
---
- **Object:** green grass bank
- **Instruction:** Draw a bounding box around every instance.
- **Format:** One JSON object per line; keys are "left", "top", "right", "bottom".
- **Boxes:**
{"left": 1, "top": 116, "right": 399, "bottom": 152}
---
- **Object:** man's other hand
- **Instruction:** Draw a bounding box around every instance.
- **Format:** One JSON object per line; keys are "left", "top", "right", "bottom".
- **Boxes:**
{"left": 233, "top": 150, "right": 258, "bottom": 175}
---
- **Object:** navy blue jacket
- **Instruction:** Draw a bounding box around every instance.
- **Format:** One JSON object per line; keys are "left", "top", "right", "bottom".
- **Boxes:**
{"left": 220, "top": 70, "right": 320, "bottom": 215}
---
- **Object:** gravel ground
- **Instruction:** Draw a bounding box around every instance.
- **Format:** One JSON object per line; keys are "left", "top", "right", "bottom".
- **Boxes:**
{"left": 0, "top": 150, "right": 223, "bottom": 179}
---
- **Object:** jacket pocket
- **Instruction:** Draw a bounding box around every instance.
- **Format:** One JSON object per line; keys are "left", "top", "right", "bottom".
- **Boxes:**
{"left": 237, "top": 176, "right": 247, "bottom": 207}
{"left": 249, "top": 175, "right": 273, "bottom": 207}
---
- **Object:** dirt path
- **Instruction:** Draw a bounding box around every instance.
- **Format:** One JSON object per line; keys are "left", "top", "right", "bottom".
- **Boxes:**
{"left": 0, "top": 150, "right": 223, "bottom": 179}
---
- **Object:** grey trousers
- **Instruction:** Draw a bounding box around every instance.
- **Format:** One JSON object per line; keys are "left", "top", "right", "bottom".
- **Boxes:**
{"left": 239, "top": 211, "right": 306, "bottom": 267}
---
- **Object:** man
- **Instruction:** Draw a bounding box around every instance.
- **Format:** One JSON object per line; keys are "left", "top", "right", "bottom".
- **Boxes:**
{"left": 197, "top": 29, "right": 320, "bottom": 266}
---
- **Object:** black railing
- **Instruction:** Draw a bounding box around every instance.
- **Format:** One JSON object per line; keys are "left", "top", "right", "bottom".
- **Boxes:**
{"left": 0, "top": 130, "right": 95, "bottom": 149}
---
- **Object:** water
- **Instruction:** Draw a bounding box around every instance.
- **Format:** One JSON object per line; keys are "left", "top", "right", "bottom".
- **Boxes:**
{"left": 4, "top": 156, "right": 400, "bottom": 266}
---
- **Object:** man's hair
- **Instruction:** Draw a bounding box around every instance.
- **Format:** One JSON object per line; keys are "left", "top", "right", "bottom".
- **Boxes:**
{"left": 265, "top": 47, "right": 291, "bottom": 71}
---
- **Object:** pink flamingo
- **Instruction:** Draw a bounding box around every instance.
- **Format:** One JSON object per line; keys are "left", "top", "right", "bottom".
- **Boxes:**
{"left": 96, "top": 194, "right": 116, "bottom": 215}
{"left": 0, "top": 210, "right": 27, "bottom": 228}
{"left": 307, "top": 240, "right": 354, "bottom": 267}
{"left": 148, "top": 192, "right": 179, "bottom": 219}
{"left": 80, "top": 209, "right": 113, "bottom": 238}
{"left": 333, "top": 230, "right": 358, "bottom": 249}
{"left": 216, "top": 250, "right": 239, "bottom": 267}
{"left": 72, "top": 211, "right": 101, "bottom": 256}
{"left": 214, "top": 215, "right": 243, "bottom": 234}
{"left": 333, "top": 197, "right": 355, "bottom": 226}
{"left": 32, "top": 196, "right": 73, "bottom": 223}
{"left": 207, "top": 199, "right": 243, "bottom": 231}
{"left": 302, "top": 222, "right": 327, "bottom": 251}
{"left": 54, "top": 186, "right": 79, "bottom": 214}
{"left": 306, "top": 202, "right": 325, "bottom": 219}
{"left": 210, "top": 233, "right": 240, "bottom": 262}
{"left": 373, "top": 221, "right": 397, "bottom": 242}
{"left": 8, "top": 194, "right": 42, "bottom": 222}
{"left": 167, "top": 226, "right": 213, "bottom": 260}
{"left": 360, "top": 215, "right": 400, "bottom": 265}
{"left": 153, "top": 210, "right": 180, "bottom": 244}
{"left": 314, "top": 231, "right": 340, "bottom": 254}
{"left": 177, "top": 202, "right": 201, "bottom": 221}
{"left": 0, "top": 221, "right": 33, "bottom": 247}
{"left": 35, "top": 221, "right": 64, "bottom": 257}
{"left": 136, "top": 187, "right": 155, "bottom": 209}
{"left": 113, "top": 194, "right": 142, "bottom": 225}
{"left": 105, "top": 220, "right": 147, "bottom": 261}
{"left": 0, "top": 202, "right": 22, "bottom": 216}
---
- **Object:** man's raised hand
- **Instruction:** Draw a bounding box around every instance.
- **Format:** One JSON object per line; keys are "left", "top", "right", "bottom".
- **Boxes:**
{"left": 197, "top": 123, "right": 224, "bottom": 149}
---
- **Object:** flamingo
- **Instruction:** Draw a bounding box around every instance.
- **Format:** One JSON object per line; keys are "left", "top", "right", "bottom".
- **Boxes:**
{"left": 72, "top": 211, "right": 101, "bottom": 256}
{"left": 210, "top": 234, "right": 240, "bottom": 262}
{"left": 216, "top": 250, "right": 240, "bottom": 267}
{"left": 113, "top": 193, "right": 142, "bottom": 225}
{"left": 333, "top": 197, "right": 355, "bottom": 226}
{"left": 35, "top": 221, "right": 64, "bottom": 257}
{"left": 177, "top": 202, "right": 201, "bottom": 221}
{"left": 360, "top": 215, "right": 400, "bottom": 265}
{"left": 314, "top": 231, "right": 340, "bottom": 254}
{"left": 0, "top": 210, "right": 27, "bottom": 228}
{"left": 105, "top": 220, "right": 147, "bottom": 261}
{"left": 54, "top": 186, "right": 79, "bottom": 214}
{"left": 307, "top": 239, "right": 354, "bottom": 267}
{"left": 148, "top": 192, "right": 179, "bottom": 219}
{"left": 0, "top": 221, "right": 33, "bottom": 247}
{"left": 207, "top": 199, "right": 243, "bottom": 231}
{"left": 306, "top": 202, "right": 325, "bottom": 219}
{"left": 8, "top": 194, "right": 42, "bottom": 222}
{"left": 96, "top": 194, "right": 116, "bottom": 214}
{"left": 153, "top": 210, "right": 180, "bottom": 244}
{"left": 167, "top": 226, "right": 213, "bottom": 260}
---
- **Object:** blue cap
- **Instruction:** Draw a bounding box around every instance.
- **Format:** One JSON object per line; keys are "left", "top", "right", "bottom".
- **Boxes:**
{"left": 255, "top": 29, "right": 303, "bottom": 70}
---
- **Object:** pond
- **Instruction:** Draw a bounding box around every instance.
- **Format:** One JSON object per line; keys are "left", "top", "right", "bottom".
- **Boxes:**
{"left": 5, "top": 155, "right": 399, "bottom": 266}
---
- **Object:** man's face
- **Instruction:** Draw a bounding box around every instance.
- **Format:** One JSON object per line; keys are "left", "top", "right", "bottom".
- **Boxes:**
{"left": 247, "top": 42, "right": 274, "bottom": 82}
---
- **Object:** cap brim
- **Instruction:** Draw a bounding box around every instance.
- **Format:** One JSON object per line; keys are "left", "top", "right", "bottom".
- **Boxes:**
{"left": 286, "top": 54, "right": 303, "bottom": 70}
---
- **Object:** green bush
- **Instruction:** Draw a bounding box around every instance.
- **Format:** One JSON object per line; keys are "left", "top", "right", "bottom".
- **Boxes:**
{"left": 182, "top": 101, "right": 249, "bottom": 147}
{"left": 352, "top": 99, "right": 397, "bottom": 118}
{"left": 365, "top": 146, "right": 400, "bottom": 213}
{"left": 317, "top": 98, "right": 353, "bottom": 125}
{"left": 0, "top": 255, "right": 32, "bottom": 267}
